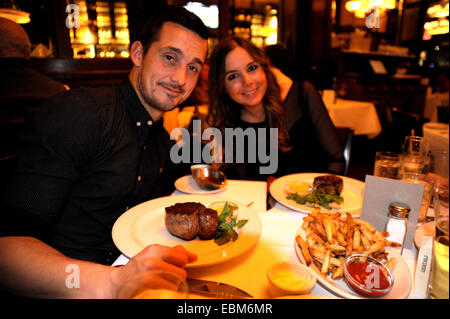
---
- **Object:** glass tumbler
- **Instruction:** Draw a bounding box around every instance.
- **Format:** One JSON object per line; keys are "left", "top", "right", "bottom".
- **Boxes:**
{"left": 374, "top": 151, "right": 401, "bottom": 179}
{"left": 428, "top": 192, "right": 449, "bottom": 299}
{"left": 402, "top": 172, "right": 435, "bottom": 226}
{"left": 401, "top": 136, "right": 429, "bottom": 176}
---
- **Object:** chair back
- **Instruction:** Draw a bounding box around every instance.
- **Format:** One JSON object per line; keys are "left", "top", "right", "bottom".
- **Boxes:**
{"left": 0, "top": 154, "right": 17, "bottom": 194}
{"left": 0, "top": 97, "right": 43, "bottom": 160}
{"left": 437, "top": 105, "right": 449, "bottom": 123}
{"left": 335, "top": 127, "right": 354, "bottom": 176}
{"left": 375, "top": 105, "right": 430, "bottom": 153}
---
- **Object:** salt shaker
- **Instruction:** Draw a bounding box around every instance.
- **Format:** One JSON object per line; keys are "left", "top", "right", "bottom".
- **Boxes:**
{"left": 386, "top": 202, "right": 410, "bottom": 253}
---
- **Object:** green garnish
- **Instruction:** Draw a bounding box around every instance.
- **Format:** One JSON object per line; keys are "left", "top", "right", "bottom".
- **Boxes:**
{"left": 286, "top": 186, "right": 344, "bottom": 209}
{"left": 214, "top": 202, "right": 248, "bottom": 246}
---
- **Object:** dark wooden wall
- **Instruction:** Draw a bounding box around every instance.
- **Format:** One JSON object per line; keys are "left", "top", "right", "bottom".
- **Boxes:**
{"left": 21, "top": 0, "right": 167, "bottom": 89}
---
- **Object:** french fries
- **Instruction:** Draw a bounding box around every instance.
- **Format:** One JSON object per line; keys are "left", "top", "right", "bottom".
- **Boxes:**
{"left": 296, "top": 211, "right": 398, "bottom": 280}
{"left": 295, "top": 235, "right": 312, "bottom": 266}
{"left": 321, "top": 249, "right": 332, "bottom": 274}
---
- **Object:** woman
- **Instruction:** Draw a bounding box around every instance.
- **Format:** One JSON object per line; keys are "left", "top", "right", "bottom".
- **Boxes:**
{"left": 207, "top": 37, "right": 344, "bottom": 180}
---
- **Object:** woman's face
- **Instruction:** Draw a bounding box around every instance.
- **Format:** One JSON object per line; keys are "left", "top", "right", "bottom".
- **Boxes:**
{"left": 223, "top": 46, "right": 267, "bottom": 110}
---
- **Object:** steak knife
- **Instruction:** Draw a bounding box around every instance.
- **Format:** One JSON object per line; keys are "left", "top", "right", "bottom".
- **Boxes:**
{"left": 187, "top": 277, "right": 253, "bottom": 299}
{"left": 266, "top": 176, "right": 277, "bottom": 211}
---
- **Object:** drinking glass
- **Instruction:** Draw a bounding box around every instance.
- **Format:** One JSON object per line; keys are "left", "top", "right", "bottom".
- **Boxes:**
{"left": 116, "top": 270, "right": 189, "bottom": 299}
{"left": 401, "top": 136, "right": 429, "bottom": 176}
{"left": 430, "top": 150, "right": 449, "bottom": 179}
{"left": 428, "top": 191, "right": 449, "bottom": 299}
{"left": 402, "top": 173, "right": 435, "bottom": 226}
{"left": 373, "top": 151, "right": 401, "bottom": 179}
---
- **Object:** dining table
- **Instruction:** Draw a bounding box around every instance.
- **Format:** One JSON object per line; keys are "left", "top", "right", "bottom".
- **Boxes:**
{"left": 321, "top": 90, "right": 382, "bottom": 139}
{"left": 112, "top": 178, "right": 425, "bottom": 299}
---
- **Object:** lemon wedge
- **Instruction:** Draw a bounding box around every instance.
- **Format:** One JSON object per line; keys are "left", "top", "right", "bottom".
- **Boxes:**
{"left": 285, "top": 182, "right": 311, "bottom": 195}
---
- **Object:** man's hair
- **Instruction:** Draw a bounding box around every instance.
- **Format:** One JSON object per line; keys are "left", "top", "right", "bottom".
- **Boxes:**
{"left": 137, "top": 6, "right": 209, "bottom": 55}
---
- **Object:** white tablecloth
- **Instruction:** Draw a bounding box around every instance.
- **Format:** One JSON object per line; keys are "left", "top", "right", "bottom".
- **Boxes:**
{"left": 322, "top": 90, "right": 382, "bottom": 138}
{"left": 423, "top": 122, "right": 449, "bottom": 154}
{"left": 423, "top": 88, "right": 449, "bottom": 122}
{"left": 112, "top": 179, "right": 423, "bottom": 299}
{"left": 423, "top": 122, "right": 449, "bottom": 178}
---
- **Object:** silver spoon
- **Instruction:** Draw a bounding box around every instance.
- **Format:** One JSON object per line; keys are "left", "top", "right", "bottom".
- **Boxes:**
{"left": 191, "top": 164, "right": 227, "bottom": 190}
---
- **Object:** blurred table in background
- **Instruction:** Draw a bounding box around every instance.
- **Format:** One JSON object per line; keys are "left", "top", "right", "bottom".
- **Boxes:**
{"left": 423, "top": 122, "right": 449, "bottom": 178}
{"left": 423, "top": 88, "right": 449, "bottom": 123}
{"left": 322, "top": 90, "right": 382, "bottom": 139}
{"left": 163, "top": 105, "right": 209, "bottom": 135}
{"left": 423, "top": 122, "right": 449, "bottom": 153}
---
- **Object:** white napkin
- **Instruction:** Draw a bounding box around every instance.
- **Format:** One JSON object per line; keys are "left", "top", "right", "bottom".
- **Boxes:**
{"left": 414, "top": 236, "right": 433, "bottom": 298}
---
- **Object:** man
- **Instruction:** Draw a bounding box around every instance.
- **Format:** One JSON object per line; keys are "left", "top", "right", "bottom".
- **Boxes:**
{"left": 0, "top": 17, "right": 67, "bottom": 164}
{"left": 0, "top": 7, "right": 208, "bottom": 298}
{"left": 0, "top": 17, "right": 67, "bottom": 103}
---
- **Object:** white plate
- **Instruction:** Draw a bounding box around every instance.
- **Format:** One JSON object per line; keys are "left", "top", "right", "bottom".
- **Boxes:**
{"left": 414, "top": 222, "right": 435, "bottom": 248}
{"left": 294, "top": 224, "right": 412, "bottom": 299}
{"left": 175, "top": 175, "right": 227, "bottom": 195}
{"left": 270, "top": 173, "right": 364, "bottom": 216}
{"left": 112, "top": 194, "right": 262, "bottom": 268}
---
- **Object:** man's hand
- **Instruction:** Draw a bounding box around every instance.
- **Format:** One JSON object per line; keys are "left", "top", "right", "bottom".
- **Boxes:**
{"left": 108, "top": 244, "right": 197, "bottom": 298}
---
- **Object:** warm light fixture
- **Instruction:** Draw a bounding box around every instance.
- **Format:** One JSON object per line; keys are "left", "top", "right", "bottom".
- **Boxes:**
{"left": 427, "top": 1, "right": 449, "bottom": 19}
{"left": 423, "top": 0, "right": 449, "bottom": 39}
{"left": 424, "top": 19, "right": 449, "bottom": 37}
{"left": 345, "top": 0, "right": 397, "bottom": 19}
{"left": 0, "top": 8, "right": 30, "bottom": 23}
{"left": 184, "top": 2, "right": 219, "bottom": 29}
{"left": 0, "top": 0, "right": 31, "bottom": 24}
{"left": 345, "top": 1, "right": 361, "bottom": 12}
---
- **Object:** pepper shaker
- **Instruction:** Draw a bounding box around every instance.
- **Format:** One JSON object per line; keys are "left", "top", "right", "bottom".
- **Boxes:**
{"left": 386, "top": 202, "right": 410, "bottom": 253}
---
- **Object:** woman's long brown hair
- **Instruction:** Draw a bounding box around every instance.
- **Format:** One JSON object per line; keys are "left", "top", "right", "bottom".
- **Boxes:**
{"left": 206, "top": 37, "right": 291, "bottom": 152}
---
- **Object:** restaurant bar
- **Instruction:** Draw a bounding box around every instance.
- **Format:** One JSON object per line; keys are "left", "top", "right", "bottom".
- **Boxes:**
{"left": 0, "top": 0, "right": 448, "bottom": 303}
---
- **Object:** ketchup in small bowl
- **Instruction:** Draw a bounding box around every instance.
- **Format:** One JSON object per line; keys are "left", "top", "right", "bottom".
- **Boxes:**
{"left": 343, "top": 254, "right": 394, "bottom": 297}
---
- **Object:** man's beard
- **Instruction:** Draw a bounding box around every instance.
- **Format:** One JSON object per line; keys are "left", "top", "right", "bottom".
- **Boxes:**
{"left": 137, "top": 73, "right": 186, "bottom": 113}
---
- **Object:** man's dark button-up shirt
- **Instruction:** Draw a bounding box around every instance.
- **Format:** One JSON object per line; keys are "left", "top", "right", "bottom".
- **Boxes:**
{"left": 0, "top": 79, "right": 176, "bottom": 264}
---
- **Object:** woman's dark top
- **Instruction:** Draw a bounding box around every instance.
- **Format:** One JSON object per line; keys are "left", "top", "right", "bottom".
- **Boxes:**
{"left": 222, "top": 81, "right": 345, "bottom": 181}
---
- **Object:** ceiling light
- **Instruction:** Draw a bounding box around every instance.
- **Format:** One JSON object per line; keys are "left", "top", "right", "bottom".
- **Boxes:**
{"left": 0, "top": 8, "right": 30, "bottom": 24}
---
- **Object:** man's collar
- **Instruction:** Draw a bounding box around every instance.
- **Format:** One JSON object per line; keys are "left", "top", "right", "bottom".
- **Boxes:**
{"left": 118, "top": 78, "right": 163, "bottom": 128}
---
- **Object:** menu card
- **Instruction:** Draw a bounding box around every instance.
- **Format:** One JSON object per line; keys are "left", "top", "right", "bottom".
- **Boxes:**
{"left": 359, "top": 175, "right": 424, "bottom": 249}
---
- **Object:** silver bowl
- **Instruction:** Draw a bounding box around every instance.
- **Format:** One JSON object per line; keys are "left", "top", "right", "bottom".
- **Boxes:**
{"left": 191, "top": 164, "right": 227, "bottom": 190}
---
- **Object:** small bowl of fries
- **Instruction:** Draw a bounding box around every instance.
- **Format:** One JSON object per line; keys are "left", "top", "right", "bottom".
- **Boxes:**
{"left": 343, "top": 254, "right": 394, "bottom": 297}
{"left": 267, "top": 261, "right": 316, "bottom": 298}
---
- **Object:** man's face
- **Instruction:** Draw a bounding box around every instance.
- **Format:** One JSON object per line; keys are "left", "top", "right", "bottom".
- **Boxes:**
{"left": 134, "top": 22, "right": 208, "bottom": 114}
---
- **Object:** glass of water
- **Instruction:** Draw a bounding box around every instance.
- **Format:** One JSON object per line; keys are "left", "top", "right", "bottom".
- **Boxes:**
{"left": 402, "top": 172, "right": 436, "bottom": 226}
{"left": 401, "top": 136, "right": 429, "bottom": 176}
{"left": 428, "top": 192, "right": 449, "bottom": 299}
{"left": 374, "top": 151, "right": 401, "bottom": 179}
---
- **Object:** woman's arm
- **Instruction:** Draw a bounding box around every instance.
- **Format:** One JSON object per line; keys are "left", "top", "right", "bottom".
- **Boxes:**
{"left": 302, "top": 81, "right": 345, "bottom": 161}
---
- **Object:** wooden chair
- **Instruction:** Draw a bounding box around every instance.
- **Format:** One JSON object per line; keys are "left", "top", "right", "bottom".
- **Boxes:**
{"left": 0, "top": 154, "right": 17, "bottom": 194}
{"left": 437, "top": 105, "right": 449, "bottom": 123}
{"left": 375, "top": 105, "right": 430, "bottom": 153}
{"left": 335, "top": 127, "right": 354, "bottom": 176}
